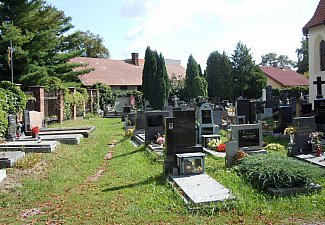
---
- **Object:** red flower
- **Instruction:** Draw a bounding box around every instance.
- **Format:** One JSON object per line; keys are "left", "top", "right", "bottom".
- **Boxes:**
{"left": 31, "top": 126, "right": 40, "bottom": 135}
{"left": 217, "top": 143, "right": 226, "bottom": 152}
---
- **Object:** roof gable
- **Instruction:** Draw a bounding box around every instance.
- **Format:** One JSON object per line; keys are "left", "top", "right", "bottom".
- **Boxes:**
{"left": 259, "top": 66, "right": 309, "bottom": 87}
{"left": 303, "top": 0, "right": 325, "bottom": 34}
{"left": 71, "top": 57, "right": 186, "bottom": 86}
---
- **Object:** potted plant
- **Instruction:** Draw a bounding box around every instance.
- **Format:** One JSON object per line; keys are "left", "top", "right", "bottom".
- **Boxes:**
{"left": 31, "top": 126, "right": 40, "bottom": 138}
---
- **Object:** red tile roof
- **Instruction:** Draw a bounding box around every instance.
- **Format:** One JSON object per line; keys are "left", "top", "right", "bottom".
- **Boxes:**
{"left": 70, "top": 57, "right": 186, "bottom": 87}
{"left": 303, "top": 0, "right": 325, "bottom": 34}
{"left": 259, "top": 66, "right": 309, "bottom": 87}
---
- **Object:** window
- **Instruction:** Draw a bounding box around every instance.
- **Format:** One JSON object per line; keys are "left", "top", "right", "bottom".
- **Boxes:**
{"left": 120, "top": 85, "right": 127, "bottom": 90}
{"left": 320, "top": 40, "right": 325, "bottom": 71}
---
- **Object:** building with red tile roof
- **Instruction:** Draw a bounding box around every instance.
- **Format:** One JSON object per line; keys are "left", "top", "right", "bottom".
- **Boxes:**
{"left": 259, "top": 66, "right": 309, "bottom": 89}
{"left": 303, "top": 0, "right": 325, "bottom": 35}
{"left": 71, "top": 53, "right": 186, "bottom": 91}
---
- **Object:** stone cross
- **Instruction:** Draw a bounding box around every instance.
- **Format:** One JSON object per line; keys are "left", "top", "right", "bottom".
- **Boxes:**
{"left": 313, "top": 76, "right": 325, "bottom": 99}
{"left": 172, "top": 95, "right": 180, "bottom": 107}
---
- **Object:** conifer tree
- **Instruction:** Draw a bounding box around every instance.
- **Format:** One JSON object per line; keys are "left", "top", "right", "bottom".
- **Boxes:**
{"left": 184, "top": 54, "right": 200, "bottom": 101}
{"left": 206, "top": 51, "right": 233, "bottom": 100}
{"left": 231, "top": 42, "right": 265, "bottom": 99}
{"left": 0, "top": 0, "right": 91, "bottom": 88}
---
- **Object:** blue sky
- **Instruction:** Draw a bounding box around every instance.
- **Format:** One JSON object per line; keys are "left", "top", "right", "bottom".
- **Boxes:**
{"left": 47, "top": 0, "right": 319, "bottom": 69}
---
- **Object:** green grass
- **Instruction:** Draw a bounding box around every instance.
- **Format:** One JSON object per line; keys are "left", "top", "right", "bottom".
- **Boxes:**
{"left": 0, "top": 117, "right": 324, "bottom": 224}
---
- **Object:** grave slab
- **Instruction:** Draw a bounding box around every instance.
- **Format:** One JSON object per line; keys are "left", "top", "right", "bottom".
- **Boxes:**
{"left": 0, "top": 169, "right": 6, "bottom": 182}
{"left": 40, "top": 126, "right": 95, "bottom": 138}
{"left": 18, "top": 134, "right": 83, "bottom": 145}
{"left": 295, "top": 154, "right": 325, "bottom": 168}
{"left": 0, "top": 141, "right": 59, "bottom": 153}
{"left": 170, "top": 173, "right": 234, "bottom": 204}
{"left": 0, "top": 151, "right": 25, "bottom": 168}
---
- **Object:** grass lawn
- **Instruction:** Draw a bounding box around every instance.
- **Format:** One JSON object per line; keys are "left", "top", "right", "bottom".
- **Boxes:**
{"left": 0, "top": 117, "right": 325, "bottom": 224}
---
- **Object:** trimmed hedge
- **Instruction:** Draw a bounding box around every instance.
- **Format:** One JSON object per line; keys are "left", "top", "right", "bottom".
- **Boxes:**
{"left": 236, "top": 154, "right": 324, "bottom": 190}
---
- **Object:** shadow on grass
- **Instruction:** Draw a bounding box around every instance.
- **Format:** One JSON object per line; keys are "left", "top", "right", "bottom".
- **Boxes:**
{"left": 102, "top": 174, "right": 166, "bottom": 192}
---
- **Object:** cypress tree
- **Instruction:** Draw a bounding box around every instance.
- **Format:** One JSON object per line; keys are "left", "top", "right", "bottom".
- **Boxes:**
{"left": 184, "top": 54, "right": 199, "bottom": 101}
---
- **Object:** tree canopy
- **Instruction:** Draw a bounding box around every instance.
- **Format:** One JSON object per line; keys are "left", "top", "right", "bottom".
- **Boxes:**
{"left": 206, "top": 51, "right": 233, "bottom": 100}
{"left": 296, "top": 36, "right": 309, "bottom": 74}
{"left": 260, "top": 52, "right": 295, "bottom": 68}
{"left": 184, "top": 54, "right": 207, "bottom": 100}
{"left": 232, "top": 42, "right": 266, "bottom": 99}
{"left": 0, "top": 0, "right": 105, "bottom": 90}
{"left": 142, "top": 46, "right": 169, "bottom": 109}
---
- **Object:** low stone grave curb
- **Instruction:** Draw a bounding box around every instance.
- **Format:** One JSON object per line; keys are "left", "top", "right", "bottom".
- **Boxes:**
{"left": 203, "top": 147, "right": 226, "bottom": 158}
{"left": 148, "top": 144, "right": 164, "bottom": 155}
{"left": 267, "top": 184, "right": 322, "bottom": 197}
{"left": 0, "top": 151, "right": 25, "bottom": 168}
{"left": 0, "top": 169, "right": 6, "bottom": 182}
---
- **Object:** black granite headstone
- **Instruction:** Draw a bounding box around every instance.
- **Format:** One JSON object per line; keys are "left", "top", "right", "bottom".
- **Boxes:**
{"left": 145, "top": 111, "right": 169, "bottom": 142}
{"left": 292, "top": 116, "right": 315, "bottom": 154}
{"left": 278, "top": 105, "right": 292, "bottom": 132}
{"left": 314, "top": 99, "right": 325, "bottom": 124}
{"left": 265, "top": 85, "right": 273, "bottom": 108}
{"left": 300, "top": 103, "right": 312, "bottom": 117}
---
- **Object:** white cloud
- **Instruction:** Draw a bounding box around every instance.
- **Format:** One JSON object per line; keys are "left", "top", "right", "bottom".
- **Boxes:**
{"left": 123, "top": 0, "right": 317, "bottom": 68}
{"left": 121, "top": 0, "right": 152, "bottom": 18}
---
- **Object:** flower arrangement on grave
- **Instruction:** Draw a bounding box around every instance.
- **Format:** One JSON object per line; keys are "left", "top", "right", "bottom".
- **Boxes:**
{"left": 284, "top": 125, "right": 296, "bottom": 144}
{"left": 156, "top": 135, "right": 165, "bottom": 146}
{"left": 283, "top": 126, "right": 296, "bottom": 135}
{"left": 125, "top": 128, "right": 134, "bottom": 138}
{"left": 309, "top": 132, "right": 323, "bottom": 157}
{"left": 235, "top": 150, "right": 248, "bottom": 162}
{"left": 31, "top": 126, "right": 40, "bottom": 138}
{"left": 264, "top": 143, "right": 285, "bottom": 152}
{"left": 207, "top": 139, "right": 226, "bottom": 152}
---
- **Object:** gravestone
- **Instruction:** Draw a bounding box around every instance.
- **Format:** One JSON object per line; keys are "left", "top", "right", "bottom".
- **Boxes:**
{"left": 24, "top": 110, "right": 44, "bottom": 133}
{"left": 198, "top": 103, "right": 219, "bottom": 144}
{"left": 213, "top": 108, "right": 223, "bottom": 127}
{"left": 288, "top": 116, "right": 315, "bottom": 155}
{"left": 121, "top": 106, "right": 131, "bottom": 122}
{"left": 290, "top": 97, "right": 297, "bottom": 115}
{"left": 230, "top": 123, "right": 264, "bottom": 152}
{"left": 314, "top": 99, "right": 325, "bottom": 124}
{"left": 145, "top": 111, "right": 169, "bottom": 142}
{"left": 6, "top": 114, "right": 17, "bottom": 141}
{"left": 236, "top": 99, "right": 256, "bottom": 124}
{"left": 225, "top": 141, "right": 239, "bottom": 167}
{"left": 265, "top": 85, "right": 273, "bottom": 108}
{"left": 278, "top": 105, "right": 292, "bottom": 133}
{"left": 165, "top": 110, "right": 202, "bottom": 175}
{"left": 135, "top": 110, "right": 146, "bottom": 130}
{"left": 300, "top": 103, "right": 312, "bottom": 117}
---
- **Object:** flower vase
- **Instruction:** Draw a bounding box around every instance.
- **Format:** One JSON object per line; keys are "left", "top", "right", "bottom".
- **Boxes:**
{"left": 289, "top": 134, "right": 295, "bottom": 144}
{"left": 316, "top": 144, "right": 322, "bottom": 157}
{"left": 32, "top": 133, "right": 38, "bottom": 139}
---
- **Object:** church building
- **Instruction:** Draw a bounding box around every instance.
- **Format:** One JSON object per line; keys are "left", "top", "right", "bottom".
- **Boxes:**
{"left": 303, "top": 0, "right": 325, "bottom": 106}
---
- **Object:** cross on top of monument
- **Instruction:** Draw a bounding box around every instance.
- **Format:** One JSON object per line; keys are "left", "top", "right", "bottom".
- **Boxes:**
{"left": 172, "top": 95, "right": 180, "bottom": 107}
{"left": 313, "top": 76, "right": 325, "bottom": 99}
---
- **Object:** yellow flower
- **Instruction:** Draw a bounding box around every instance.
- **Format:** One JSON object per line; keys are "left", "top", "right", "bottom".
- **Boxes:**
{"left": 284, "top": 126, "right": 295, "bottom": 135}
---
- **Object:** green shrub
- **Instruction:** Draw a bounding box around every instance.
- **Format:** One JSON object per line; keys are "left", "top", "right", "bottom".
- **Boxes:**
{"left": 236, "top": 154, "right": 324, "bottom": 190}
{"left": 265, "top": 143, "right": 285, "bottom": 152}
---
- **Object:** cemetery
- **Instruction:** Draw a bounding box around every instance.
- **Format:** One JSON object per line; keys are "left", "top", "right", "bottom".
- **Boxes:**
{"left": 1, "top": 0, "right": 325, "bottom": 223}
